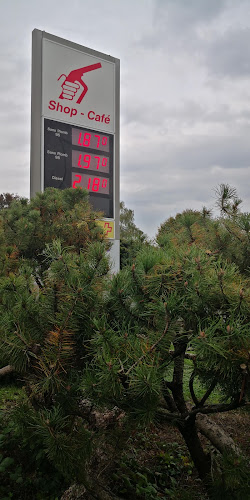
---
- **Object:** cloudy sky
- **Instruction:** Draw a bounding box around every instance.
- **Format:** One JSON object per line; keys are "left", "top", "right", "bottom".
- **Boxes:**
{"left": 0, "top": 0, "right": 250, "bottom": 237}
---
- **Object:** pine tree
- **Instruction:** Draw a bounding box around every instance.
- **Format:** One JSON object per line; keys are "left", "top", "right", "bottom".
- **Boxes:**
{"left": 0, "top": 188, "right": 112, "bottom": 490}
{"left": 1, "top": 186, "right": 249, "bottom": 497}
{"left": 157, "top": 183, "right": 250, "bottom": 275}
{"left": 0, "top": 192, "right": 22, "bottom": 209}
{"left": 84, "top": 187, "right": 250, "bottom": 491}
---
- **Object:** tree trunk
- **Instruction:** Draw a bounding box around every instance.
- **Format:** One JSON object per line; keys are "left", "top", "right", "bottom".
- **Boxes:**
{"left": 170, "top": 339, "right": 211, "bottom": 482}
{"left": 196, "top": 413, "right": 243, "bottom": 456}
{"left": 178, "top": 418, "right": 211, "bottom": 482}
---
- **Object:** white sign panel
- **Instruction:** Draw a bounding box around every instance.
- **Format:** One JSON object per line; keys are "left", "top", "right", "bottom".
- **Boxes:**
{"left": 42, "top": 39, "right": 115, "bottom": 133}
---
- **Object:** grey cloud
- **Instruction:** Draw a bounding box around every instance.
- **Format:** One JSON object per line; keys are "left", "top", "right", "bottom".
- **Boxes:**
{"left": 122, "top": 163, "right": 250, "bottom": 237}
{"left": 123, "top": 133, "right": 250, "bottom": 181}
{"left": 122, "top": 98, "right": 250, "bottom": 134}
{"left": 0, "top": 106, "right": 30, "bottom": 152}
{"left": 122, "top": 100, "right": 211, "bottom": 129}
{"left": 0, "top": 149, "right": 30, "bottom": 198}
{"left": 137, "top": 0, "right": 227, "bottom": 51}
{"left": 0, "top": 130, "right": 30, "bottom": 152}
{"left": 0, "top": 63, "right": 29, "bottom": 93}
{"left": 164, "top": 102, "right": 250, "bottom": 127}
{"left": 166, "top": 136, "right": 250, "bottom": 171}
{"left": 121, "top": 130, "right": 250, "bottom": 237}
{"left": 154, "top": 0, "right": 227, "bottom": 28}
{"left": 0, "top": 99, "right": 27, "bottom": 118}
{"left": 205, "top": 28, "right": 250, "bottom": 77}
{"left": 122, "top": 102, "right": 167, "bottom": 127}
{"left": 135, "top": 0, "right": 250, "bottom": 90}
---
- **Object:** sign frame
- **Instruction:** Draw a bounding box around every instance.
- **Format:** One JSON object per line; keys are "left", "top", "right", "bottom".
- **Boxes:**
{"left": 30, "top": 29, "right": 120, "bottom": 271}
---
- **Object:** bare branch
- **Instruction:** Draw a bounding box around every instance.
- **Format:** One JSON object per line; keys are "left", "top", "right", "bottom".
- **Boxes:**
{"left": 189, "top": 371, "right": 199, "bottom": 406}
{"left": 156, "top": 407, "right": 180, "bottom": 422}
{"left": 188, "top": 399, "right": 246, "bottom": 419}
{"left": 0, "top": 365, "right": 14, "bottom": 377}
{"left": 196, "top": 414, "right": 243, "bottom": 457}
{"left": 169, "top": 350, "right": 196, "bottom": 362}
{"left": 199, "top": 378, "right": 218, "bottom": 407}
{"left": 162, "top": 381, "right": 178, "bottom": 413}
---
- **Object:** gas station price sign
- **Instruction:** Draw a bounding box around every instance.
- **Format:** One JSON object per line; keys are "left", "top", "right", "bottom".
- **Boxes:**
{"left": 44, "top": 118, "right": 114, "bottom": 218}
{"left": 30, "top": 30, "right": 120, "bottom": 271}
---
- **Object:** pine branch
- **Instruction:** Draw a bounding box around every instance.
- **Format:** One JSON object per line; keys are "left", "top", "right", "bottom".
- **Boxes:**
{"left": 223, "top": 221, "right": 243, "bottom": 242}
{"left": 125, "top": 316, "right": 169, "bottom": 376}
{"left": 14, "top": 328, "right": 30, "bottom": 347}
{"left": 53, "top": 284, "right": 58, "bottom": 315}
{"left": 217, "top": 270, "right": 230, "bottom": 305}
{"left": 116, "top": 288, "right": 146, "bottom": 325}
{"left": 58, "top": 296, "right": 78, "bottom": 339}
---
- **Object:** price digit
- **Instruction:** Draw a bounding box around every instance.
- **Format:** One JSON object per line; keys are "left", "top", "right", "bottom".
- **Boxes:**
{"left": 94, "top": 135, "right": 100, "bottom": 148}
{"left": 92, "top": 177, "right": 100, "bottom": 192}
{"left": 102, "top": 158, "right": 107, "bottom": 168}
{"left": 83, "top": 154, "right": 91, "bottom": 168}
{"left": 77, "top": 154, "right": 82, "bottom": 168}
{"left": 83, "top": 133, "right": 91, "bottom": 146}
{"left": 95, "top": 156, "right": 100, "bottom": 169}
{"left": 73, "top": 174, "right": 82, "bottom": 189}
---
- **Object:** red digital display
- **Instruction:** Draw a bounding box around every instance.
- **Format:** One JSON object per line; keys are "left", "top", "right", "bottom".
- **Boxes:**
{"left": 72, "top": 128, "right": 110, "bottom": 153}
{"left": 44, "top": 119, "right": 113, "bottom": 218}
{"left": 72, "top": 173, "right": 109, "bottom": 195}
{"left": 72, "top": 150, "right": 109, "bottom": 173}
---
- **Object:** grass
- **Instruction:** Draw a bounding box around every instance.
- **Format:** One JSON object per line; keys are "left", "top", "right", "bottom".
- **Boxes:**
{"left": 183, "top": 359, "right": 223, "bottom": 404}
{"left": 163, "top": 358, "right": 223, "bottom": 405}
{"left": 0, "top": 383, "right": 26, "bottom": 411}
